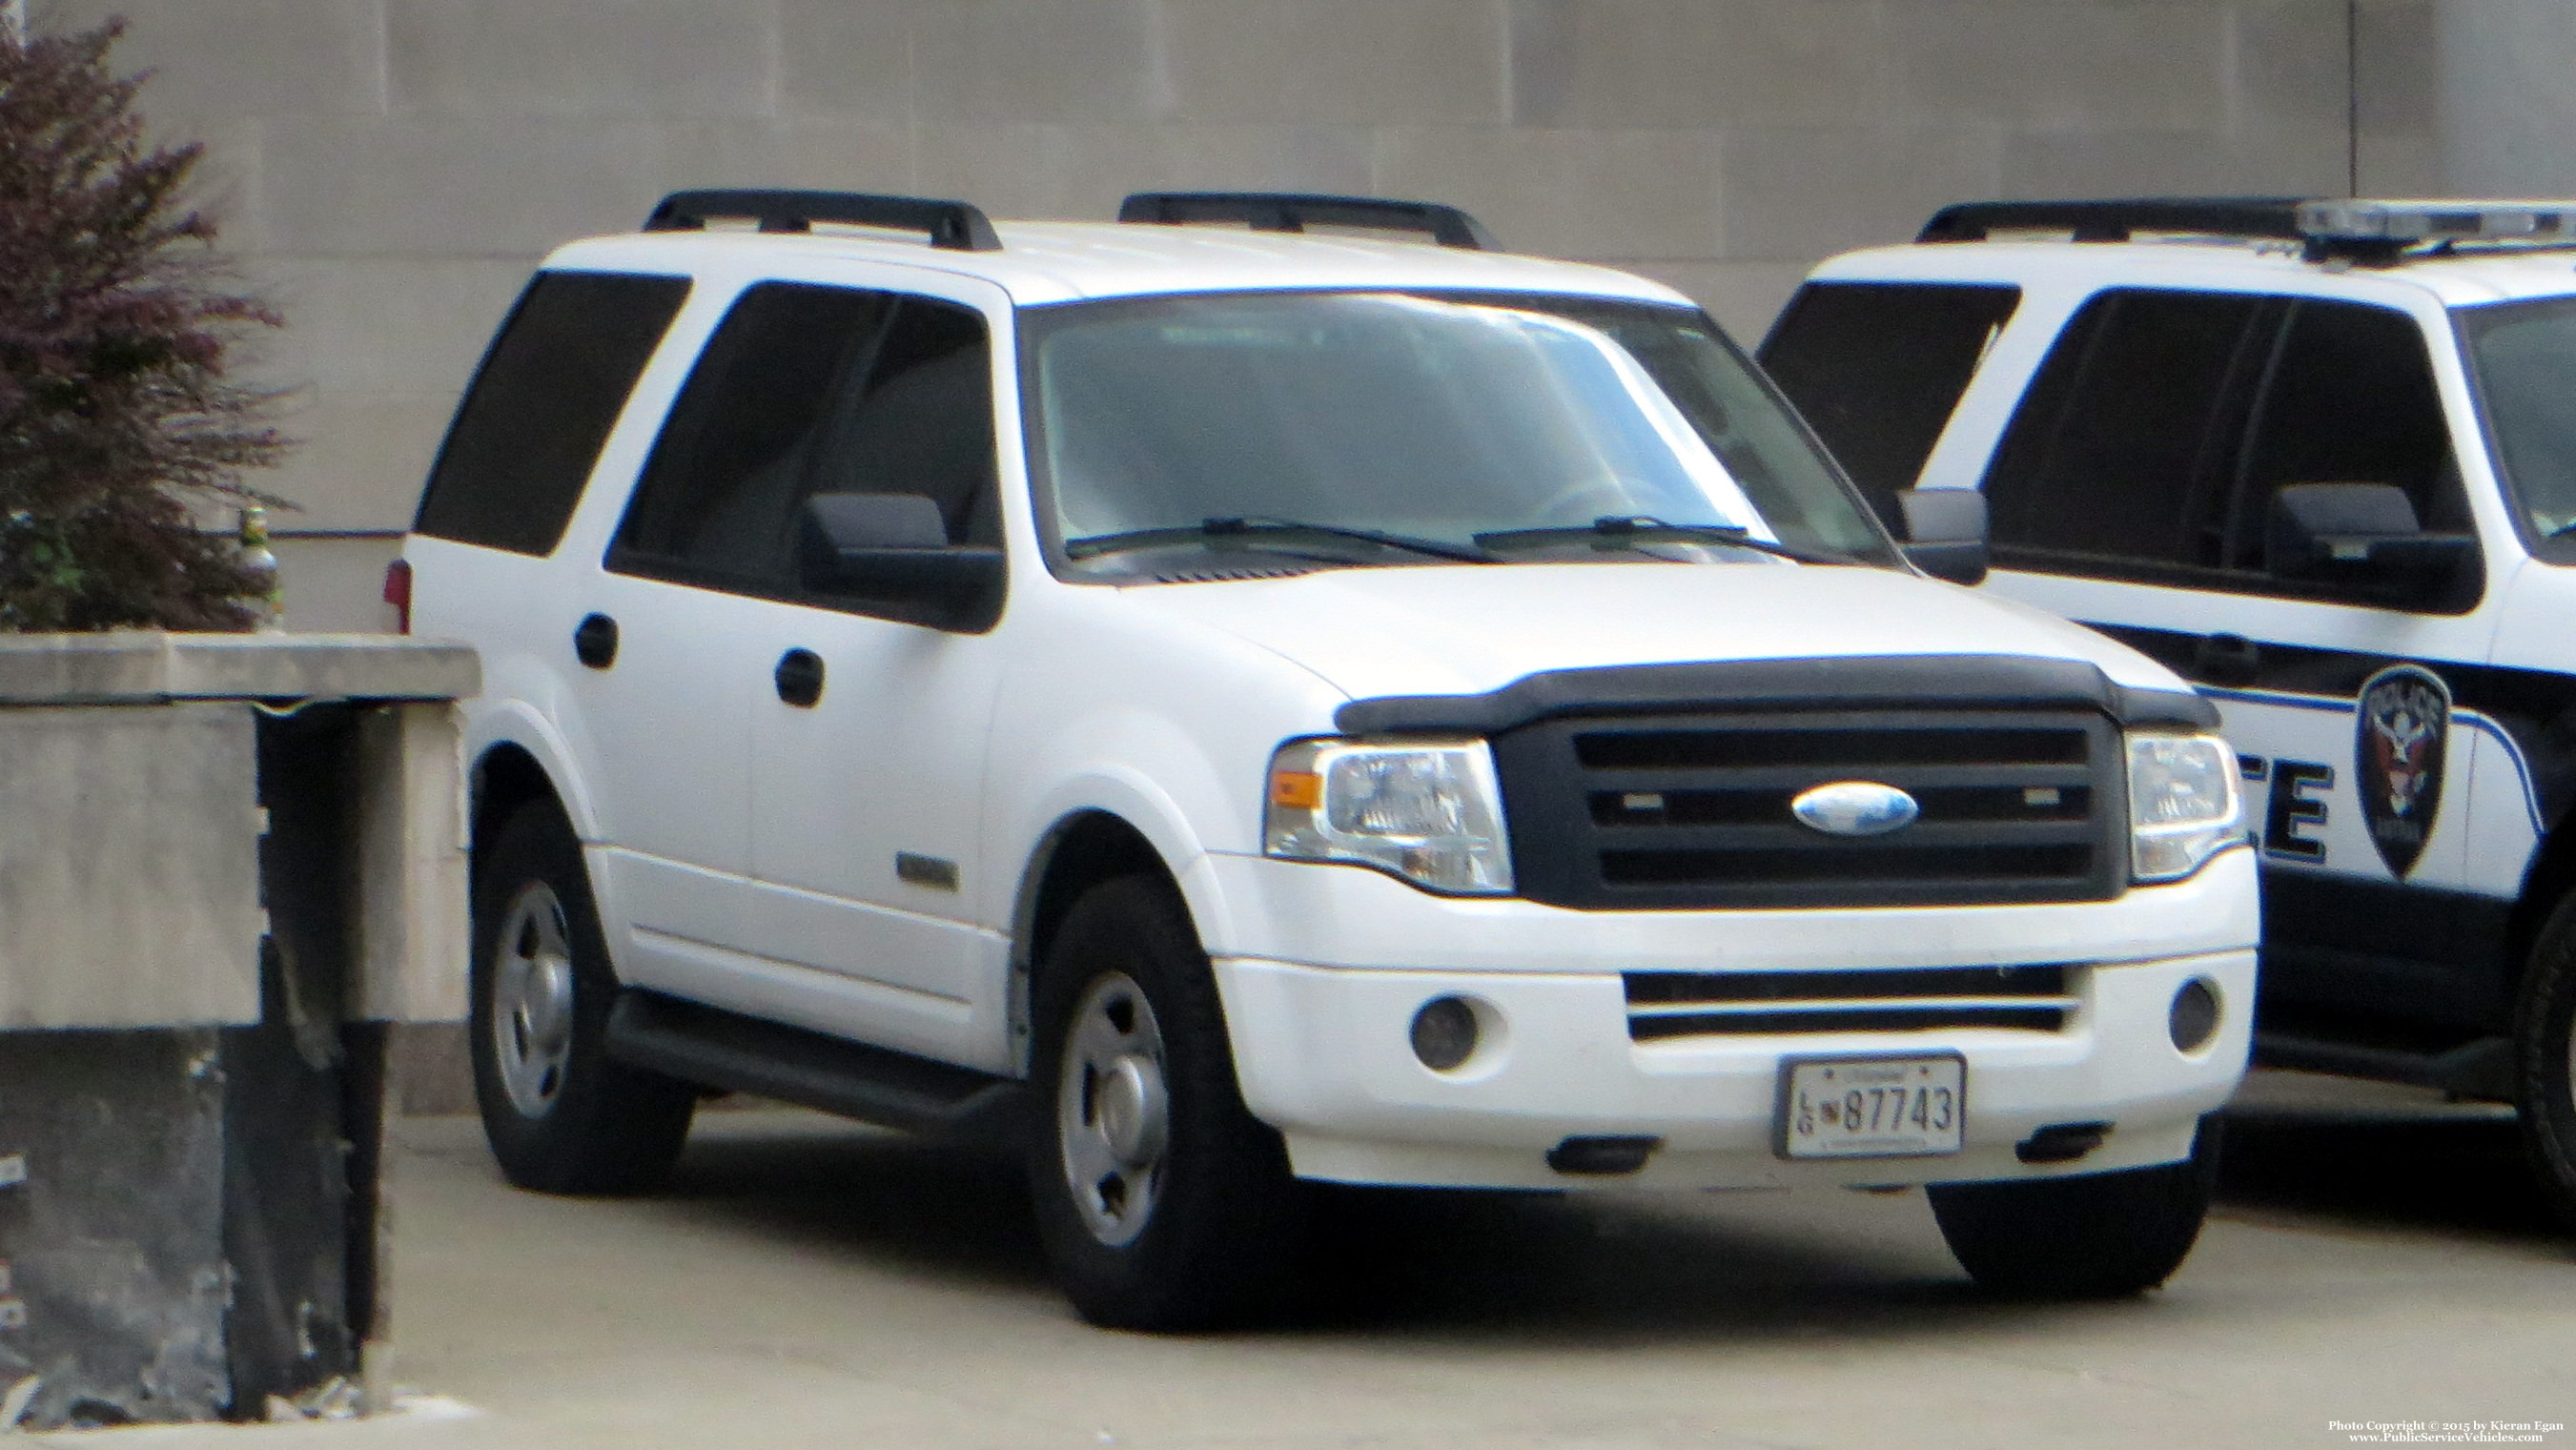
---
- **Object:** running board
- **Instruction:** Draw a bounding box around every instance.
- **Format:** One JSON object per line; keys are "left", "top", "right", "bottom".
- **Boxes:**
{"left": 2253, "top": 1029, "right": 2514, "bottom": 1101}
{"left": 605, "top": 990, "right": 1024, "bottom": 1142}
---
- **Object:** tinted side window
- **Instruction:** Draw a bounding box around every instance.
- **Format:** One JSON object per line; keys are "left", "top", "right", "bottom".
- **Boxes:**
{"left": 809, "top": 298, "right": 998, "bottom": 546}
{"left": 415, "top": 271, "right": 689, "bottom": 556}
{"left": 610, "top": 283, "right": 895, "bottom": 588}
{"left": 1758, "top": 281, "right": 2022, "bottom": 527}
{"left": 1982, "top": 289, "right": 2270, "bottom": 570}
{"left": 2226, "top": 298, "right": 2464, "bottom": 567}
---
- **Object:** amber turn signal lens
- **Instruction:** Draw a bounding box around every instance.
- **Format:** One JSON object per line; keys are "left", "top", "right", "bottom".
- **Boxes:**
{"left": 1269, "top": 769, "right": 1322, "bottom": 809}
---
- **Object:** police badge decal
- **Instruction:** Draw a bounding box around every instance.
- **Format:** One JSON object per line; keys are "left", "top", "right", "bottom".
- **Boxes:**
{"left": 2354, "top": 664, "right": 2451, "bottom": 879}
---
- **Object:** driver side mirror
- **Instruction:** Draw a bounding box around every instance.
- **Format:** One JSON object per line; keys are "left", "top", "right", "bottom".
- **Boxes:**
{"left": 1894, "top": 488, "right": 1989, "bottom": 586}
{"left": 2263, "top": 482, "right": 2476, "bottom": 605}
{"left": 797, "top": 492, "right": 1004, "bottom": 630}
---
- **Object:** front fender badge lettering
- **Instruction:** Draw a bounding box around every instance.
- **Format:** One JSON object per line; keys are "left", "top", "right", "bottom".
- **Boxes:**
{"left": 1789, "top": 781, "right": 1920, "bottom": 837}
{"left": 2355, "top": 664, "right": 2450, "bottom": 879}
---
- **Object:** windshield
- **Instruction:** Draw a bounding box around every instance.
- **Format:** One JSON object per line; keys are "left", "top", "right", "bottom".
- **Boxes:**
{"left": 1020, "top": 291, "right": 1898, "bottom": 579}
{"left": 2461, "top": 295, "right": 2576, "bottom": 543}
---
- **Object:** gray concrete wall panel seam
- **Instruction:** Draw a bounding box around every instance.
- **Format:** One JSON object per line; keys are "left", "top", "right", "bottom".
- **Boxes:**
{"left": 29, "top": 0, "right": 2464, "bottom": 622}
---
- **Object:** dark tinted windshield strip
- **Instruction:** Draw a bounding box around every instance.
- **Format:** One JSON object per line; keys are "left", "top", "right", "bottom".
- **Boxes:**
{"left": 1012, "top": 286, "right": 1703, "bottom": 316}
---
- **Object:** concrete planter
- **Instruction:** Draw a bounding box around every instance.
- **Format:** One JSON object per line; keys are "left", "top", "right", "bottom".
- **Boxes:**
{"left": 0, "top": 633, "right": 476, "bottom": 1429}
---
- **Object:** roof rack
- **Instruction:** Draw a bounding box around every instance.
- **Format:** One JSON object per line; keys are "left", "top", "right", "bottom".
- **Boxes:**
{"left": 1917, "top": 197, "right": 2307, "bottom": 246}
{"left": 1918, "top": 196, "right": 2576, "bottom": 267}
{"left": 643, "top": 190, "right": 1001, "bottom": 252}
{"left": 1116, "top": 192, "right": 1498, "bottom": 251}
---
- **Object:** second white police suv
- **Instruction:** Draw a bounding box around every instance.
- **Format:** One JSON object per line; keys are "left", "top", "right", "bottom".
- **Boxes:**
{"left": 1765, "top": 198, "right": 2576, "bottom": 1232}
{"left": 400, "top": 190, "right": 2257, "bottom": 1329}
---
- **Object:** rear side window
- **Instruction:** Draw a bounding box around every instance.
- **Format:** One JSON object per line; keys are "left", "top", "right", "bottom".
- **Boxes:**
{"left": 1758, "top": 281, "right": 2021, "bottom": 527}
{"left": 415, "top": 271, "right": 689, "bottom": 556}
{"left": 1981, "top": 289, "right": 2270, "bottom": 570}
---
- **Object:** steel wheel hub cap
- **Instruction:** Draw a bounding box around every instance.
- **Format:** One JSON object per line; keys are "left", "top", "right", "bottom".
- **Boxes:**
{"left": 1096, "top": 1055, "right": 1169, "bottom": 1167}
{"left": 1057, "top": 972, "right": 1170, "bottom": 1247}
{"left": 493, "top": 883, "right": 578, "bottom": 1118}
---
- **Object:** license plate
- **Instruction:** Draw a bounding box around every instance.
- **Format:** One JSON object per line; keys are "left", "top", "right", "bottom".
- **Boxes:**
{"left": 1775, "top": 1053, "right": 1966, "bottom": 1159}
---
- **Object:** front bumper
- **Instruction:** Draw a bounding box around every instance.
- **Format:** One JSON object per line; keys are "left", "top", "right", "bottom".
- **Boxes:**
{"left": 1200, "top": 848, "right": 2258, "bottom": 1192}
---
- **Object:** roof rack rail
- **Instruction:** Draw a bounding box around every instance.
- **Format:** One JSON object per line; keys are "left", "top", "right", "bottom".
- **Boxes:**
{"left": 1917, "top": 197, "right": 2308, "bottom": 246}
{"left": 1116, "top": 192, "right": 1498, "bottom": 251}
{"left": 643, "top": 190, "right": 1001, "bottom": 252}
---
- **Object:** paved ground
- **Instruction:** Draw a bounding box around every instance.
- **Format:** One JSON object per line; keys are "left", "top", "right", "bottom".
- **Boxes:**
{"left": 40, "top": 1072, "right": 2576, "bottom": 1450}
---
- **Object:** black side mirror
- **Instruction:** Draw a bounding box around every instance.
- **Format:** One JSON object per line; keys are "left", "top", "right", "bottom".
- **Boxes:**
{"left": 797, "top": 492, "right": 1004, "bottom": 630}
{"left": 1894, "top": 488, "right": 1989, "bottom": 586}
{"left": 2263, "top": 483, "right": 2475, "bottom": 602}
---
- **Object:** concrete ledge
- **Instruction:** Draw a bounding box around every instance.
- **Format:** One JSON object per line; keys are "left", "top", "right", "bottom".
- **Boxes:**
{"left": 0, "top": 632, "right": 479, "bottom": 706}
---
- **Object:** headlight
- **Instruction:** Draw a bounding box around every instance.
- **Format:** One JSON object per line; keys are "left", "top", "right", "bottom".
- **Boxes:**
{"left": 1264, "top": 738, "right": 1513, "bottom": 895}
{"left": 2127, "top": 732, "right": 2243, "bottom": 883}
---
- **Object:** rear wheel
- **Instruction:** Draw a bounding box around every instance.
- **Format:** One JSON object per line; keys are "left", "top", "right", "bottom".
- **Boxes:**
{"left": 2512, "top": 891, "right": 2576, "bottom": 1233}
{"left": 469, "top": 802, "right": 696, "bottom": 1195}
{"left": 1928, "top": 1115, "right": 2220, "bottom": 1299}
{"left": 1026, "top": 876, "right": 1302, "bottom": 1330}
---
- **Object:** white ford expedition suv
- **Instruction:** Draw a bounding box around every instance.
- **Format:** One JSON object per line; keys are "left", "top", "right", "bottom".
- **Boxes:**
{"left": 1761, "top": 198, "right": 2576, "bottom": 1231}
{"left": 403, "top": 189, "right": 2256, "bottom": 1328}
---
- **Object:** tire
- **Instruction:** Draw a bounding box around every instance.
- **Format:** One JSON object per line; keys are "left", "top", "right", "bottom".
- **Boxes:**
{"left": 1927, "top": 1114, "right": 2221, "bottom": 1299}
{"left": 2513, "top": 890, "right": 2576, "bottom": 1234}
{"left": 469, "top": 801, "right": 696, "bottom": 1195}
{"left": 1025, "top": 875, "right": 1303, "bottom": 1331}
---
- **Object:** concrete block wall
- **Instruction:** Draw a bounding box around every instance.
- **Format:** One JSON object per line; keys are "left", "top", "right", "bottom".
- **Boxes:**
{"left": 45, "top": 0, "right": 2443, "bottom": 630}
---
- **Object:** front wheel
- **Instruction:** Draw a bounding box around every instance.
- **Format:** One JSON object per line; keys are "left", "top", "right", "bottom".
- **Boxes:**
{"left": 469, "top": 802, "right": 696, "bottom": 1195}
{"left": 1025, "top": 876, "right": 1302, "bottom": 1330}
{"left": 1927, "top": 1115, "right": 2221, "bottom": 1299}
{"left": 2513, "top": 891, "right": 2576, "bottom": 1233}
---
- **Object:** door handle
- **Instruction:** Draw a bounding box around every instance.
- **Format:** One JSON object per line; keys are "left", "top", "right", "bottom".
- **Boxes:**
{"left": 573, "top": 613, "right": 619, "bottom": 669}
{"left": 2193, "top": 631, "right": 2260, "bottom": 686}
{"left": 774, "top": 648, "right": 826, "bottom": 707}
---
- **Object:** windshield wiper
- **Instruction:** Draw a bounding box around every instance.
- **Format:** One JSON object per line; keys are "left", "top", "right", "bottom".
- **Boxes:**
{"left": 1067, "top": 516, "right": 1495, "bottom": 564}
{"left": 1475, "top": 515, "right": 1852, "bottom": 565}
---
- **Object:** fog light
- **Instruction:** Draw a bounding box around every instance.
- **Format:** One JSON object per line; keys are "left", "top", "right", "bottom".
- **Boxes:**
{"left": 1410, "top": 996, "right": 1480, "bottom": 1072}
{"left": 2169, "top": 977, "right": 2221, "bottom": 1053}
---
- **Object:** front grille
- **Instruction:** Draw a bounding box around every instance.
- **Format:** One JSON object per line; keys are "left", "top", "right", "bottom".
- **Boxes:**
{"left": 1496, "top": 706, "right": 2123, "bottom": 910}
{"left": 1625, "top": 965, "right": 2077, "bottom": 1040}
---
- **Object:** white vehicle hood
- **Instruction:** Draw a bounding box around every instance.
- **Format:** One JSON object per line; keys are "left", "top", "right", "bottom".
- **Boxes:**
{"left": 1114, "top": 562, "right": 2189, "bottom": 705}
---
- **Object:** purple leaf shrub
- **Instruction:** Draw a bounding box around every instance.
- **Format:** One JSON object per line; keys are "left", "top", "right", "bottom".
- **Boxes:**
{"left": 0, "top": 18, "right": 286, "bottom": 631}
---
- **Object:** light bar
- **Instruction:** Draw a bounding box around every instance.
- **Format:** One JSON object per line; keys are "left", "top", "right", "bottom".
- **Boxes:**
{"left": 2297, "top": 199, "right": 2576, "bottom": 246}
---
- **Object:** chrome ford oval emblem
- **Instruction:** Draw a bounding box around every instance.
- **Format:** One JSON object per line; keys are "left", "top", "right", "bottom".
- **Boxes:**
{"left": 1790, "top": 781, "right": 1919, "bottom": 837}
